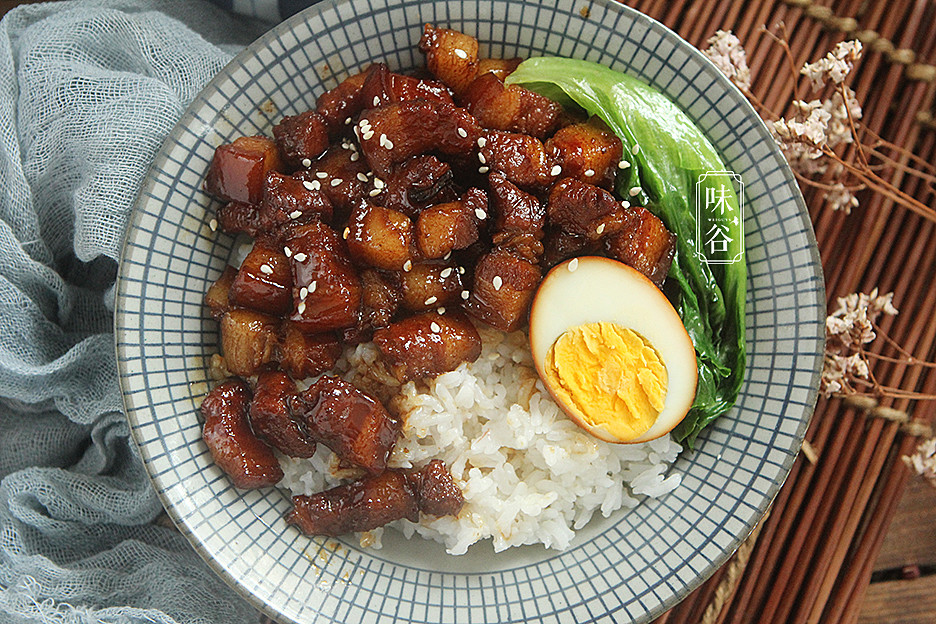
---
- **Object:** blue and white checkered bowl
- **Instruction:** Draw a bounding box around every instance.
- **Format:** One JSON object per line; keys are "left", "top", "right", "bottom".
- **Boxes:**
{"left": 115, "top": 1, "right": 825, "bottom": 622}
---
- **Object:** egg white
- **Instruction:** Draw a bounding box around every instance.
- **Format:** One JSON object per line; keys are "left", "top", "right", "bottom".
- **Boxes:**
{"left": 528, "top": 256, "right": 698, "bottom": 443}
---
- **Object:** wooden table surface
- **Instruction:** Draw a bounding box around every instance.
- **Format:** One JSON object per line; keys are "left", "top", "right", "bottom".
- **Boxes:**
{"left": 1, "top": 1, "right": 933, "bottom": 622}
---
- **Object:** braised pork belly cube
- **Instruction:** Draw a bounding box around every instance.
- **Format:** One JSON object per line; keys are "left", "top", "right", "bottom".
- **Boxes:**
{"left": 418, "top": 24, "right": 479, "bottom": 95}
{"left": 357, "top": 100, "right": 481, "bottom": 178}
{"left": 342, "top": 268, "right": 402, "bottom": 344}
{"left": 259, "top": 171, "right": 334, "bottom": 237}
{"left": 489, "top": 171, "right": 544, "bottom": 244}
{"left": 380, "top": 155, "right": 456, "bottom": 219}
{"left": 286, "top": 221, "right": 362, "bottom": 333}
{"left": 546, "top": 117, "right": 623, "bottom": 190}
{"left": 478, "top": 130, "right": 559, "bottom": 191}
{"left": 220, "top": 309, "right": 278, "bottom": 377}
{"left": 361, "top": 62, "right": 454, "bottom": 109}
{"left": 291, "top": 375, "right": 401, "bottom": 474}
{"left": 287, "top": 470, "right": 417, "bottom": 536}
{"left": 294, "top": 145, "right": 368, "bottom": 222}
{"left": 547, "top": 178, "right": 635, "bottom": 242}
{"left": 205, "top": 265, "right": 238, "bottom": 320}
{"left": 346, "top": 203, "right": 415, "bottom": 271}
{"left": 277, "top": 323, "right": 341, "bottom": 380}
{"left": 415, "top": 188, "right": 485, "bottom": 259}
{"left": 464, "top": 248, "right": 541, "bottom": 332}
{"left": 286, "top": 459, "right": 463, "bottom": 536}
{"left": 462, "top": 73, "right": 563, "bottom": 139}
{"left": 373, "top": 310, "right": 482, "bottom": 382}
{"left": 205, "top": 135, "right": 282, "bottom": 204}
{"left": 273, "top": 110, "right": 330, "bottom": 170}
{"left": 477, "top": 57, "right": 522, "bottom": 81}
{"left": 216, "top": 201, "right": 261, "bottom": 237}
{"left": 249, "top": 370, "right": 317, "bottom": 458}
{"left": 603, "top": 204, "right": 676, "bottom": 287}
{"left": 201, "top": 379, "right": 283, "bottom": 489}
{"left": 228, "top": 239, "right": 292, "bottom": 316}
{"left": 315, "top": 64, "right": 376, "bottom": 135}
{"left": 398, "top": 261, "right": 463, "bottom": 313}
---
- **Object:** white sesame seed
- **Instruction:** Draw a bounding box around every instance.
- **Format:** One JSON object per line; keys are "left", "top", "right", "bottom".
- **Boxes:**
{"left": 461, "top": 290, "right": 470, "bottom": 300}
{"left": 441, "top": 267, "right": 453, "bottom": 278}
{"left": 437, "top": 307, "right": 446, "bottom": 314}
{"left": 475, "top": 208, "right": 486, "bottom": 219}
{"left": 293, "top": 252, "right": 308, "bottom": 262}
{"left": 301, "top": 158, "right": 312, "bottom": 168}
{"left": 299, "top": 286, "right": 308, "bottom": 299}
{"left": 309, "top": 281, "right": 317, "bottom": 293}
{"left": 477, "top": 136, "right": 487, "bottom": 148}
{"left": 357, "top": 172, "right": 369, "bottom": 182}
{"left": 297, "top": 301, "right": 306, "bottom": 314}
{"left": 302, "top": 180, "right": 318, "bottom": 191}
{"left": 373, "top": 96, "right": 380, "bottom": 107}
{"left": 478, "top": 152, "right": 486, "bottom": 164}
{"left": 331, "top": 178, "right": 343, "bottom": 187}
{"left": 453, "top": 48, "right": 468, "bottom": 59}
{"left": 363, "top": 130, "right": 375, "bottom": 140}
{"left": 341, "top": 141, "right": 350, "bottom": 150}
{"left": 458, "top": 266, "right": 465, "bottom": 275}
{"left": 379, "top": 133, "right": 388, "bottom": 147}
{"left": 403, "top": 259, "right": 412, "bottom": 272}
{"left": 492, "top": 275, "right": 503, "bottom": 291}
{"left": 368, "top": 188, "right": 381, "bottom": 197}
{"left": 344, "top": 117, "right": 352, "bottom": 125}
{"left": 425, "top": 296, "right": 438, "bottom": 305}
{"left": 621, "top": 200, "right": 631, "bottom": 208}
{"left": 384, "top": 139, "right": 394, "bottom": 150}
{"left": 430, "top": 321, "right": 441, "bottom": 332}
{"left": 596, "top": 223, "right": 606, "bottom": 235}
{"left": 289, "top": 210, "right": 302, "bottom": 219}
{"left": 629, "top": 186, "right": 641, "bottom": 196}
{"left": 457, "top": 127, "right": 468, "bottom": 138}
{"left": 350, "top": 152, "right": 360, "bottom": 161}
{"left": 618, "top": 159, "right": 630, "bottom": 169}
{"left": 569, "top": 258, "right": 579, "bottom": 272}
{"left": 209, "top": 218, "right": 218, "bottom": 232}
{"left": 316, "top": 171, "right": 328, "bottom": 179}
{"left": 584, "top": 168, "right": 595, "bottom": 177}
{"left": 444, "top": 251, "right": 452, "bottom": 260}
{"left": 343, "top": 227, "right": 350, "bottom": 240}
{"left": 373, "top": 178, "right": 385, "bottom": 189}
{"left": 550, "top": 164, "right": 562, "bottom": 176}
{"left": 360, "top": 118, "right": 370, "bottom": 127}
{"left": 632, "top": 144, "right": 640, "bottom": 155}
{"left": 283, "top": 246, "right": 292, "bottom": 257}
{"left": 478, "top": 166, "right": 489, "bottom": 174}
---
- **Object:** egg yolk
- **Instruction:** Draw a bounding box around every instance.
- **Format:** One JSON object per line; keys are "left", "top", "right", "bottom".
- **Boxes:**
{"left": 544, "top": 321, "right": 668, "bottom": 441}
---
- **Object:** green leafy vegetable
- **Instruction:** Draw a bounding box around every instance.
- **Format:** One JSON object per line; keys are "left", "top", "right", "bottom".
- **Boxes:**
{"left": 507, "top": 57, "right": 746, "bottom": 447}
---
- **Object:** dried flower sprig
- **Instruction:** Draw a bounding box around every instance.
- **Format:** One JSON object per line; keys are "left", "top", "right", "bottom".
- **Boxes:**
{"left": 903, "top": 438, "right": 936, "bottom": 489}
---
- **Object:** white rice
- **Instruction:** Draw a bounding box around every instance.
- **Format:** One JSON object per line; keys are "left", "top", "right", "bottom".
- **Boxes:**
{"left": 278, "top": 326, "right": 682, "bottom": 555}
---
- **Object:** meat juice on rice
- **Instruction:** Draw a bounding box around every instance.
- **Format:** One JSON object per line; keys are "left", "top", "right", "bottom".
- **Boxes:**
{"left": 279, "top": 325, "right": 681, "bottom": 555}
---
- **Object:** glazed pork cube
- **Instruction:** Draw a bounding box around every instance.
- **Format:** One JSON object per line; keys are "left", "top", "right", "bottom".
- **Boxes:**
{"left": 286, "top": 221, "right": 362, "bottom": 333}
{"left": 286, "top": 459, "right": 463, "bottom": 536}
{"left": 415, "top": 187, "right": 486, "bottom": 259}
{"left": 291, "top": 375, "right": 401, "bottom": 474}
{"left": 418, "top": 24, "right": 479, "bottom": 95}
{"left": 343, "top": 268, "right": 402, "bottom": 344}
{"left": 277, "top": 323, "right": 341, "bottom": 380}
{"left": 380, "top": 155, "right": 456, "bottom": 218}
{"left": 603, "top": 204, "right": 676, "bottom": 287}
{"left": 201, "top": 379, "right": 283, "bottom": 489}
{"left": 346, "top": 203, "right": 415, "bottom": 271}
{"left": 204, "top": 265, "right": 237, "bottom": 320}
{"left": 258, "top": 171, "right": 334, "bottom": 236}
{"left": 273, "top": 110, "right": 330, "bottom": 169}
{"left": 216, "top": 201, "right": 261, "bottom": 237}
{"left": 398, "top": 261, "right": 463, "bottom": 313}
{"left": 249, "top": 370, "right": 317, "bottom": 458}
{"left": 546, "top": 117, "right": 623, "bottom": 190}
{"left": 488, "top": 171, "right": 544, "bottom": 262}
{"left": 361, "top": 62, "right": 454, "bottom": 109}
{"left": 205, "top": 135, "right": 282, "bottom": 204}
{"left": 228, "top": 239, "right": 292, "bottom": 316}
{"left": 373, "top": 310, "right": 482, "bottom": 382}
{"left": 478, "top": 130, "right": 559, "bottom": 191}
{"left": 462, "top": 73, "right": 563, "bottom": 139}
{"left": 315, "top": 64, "right": 376, "bottom": 134}
{"left": 464, "top": 248, "right": 541, "bottom": 332}
{"left": 357, "top": 100, "right": 481, "bottom": 178}
{"left": 294, "top": 145, "right": 368, "bottom": 222}
{"left": 547, "top": 178, "right": 635, "bottom": 242}
{"left": 219, "top": 309, "right": 278, "bottom": 377}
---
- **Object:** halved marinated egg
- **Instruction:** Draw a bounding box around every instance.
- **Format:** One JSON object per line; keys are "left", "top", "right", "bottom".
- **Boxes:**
{"left": 529, "top": 256, "right": 697, "bottom": 444}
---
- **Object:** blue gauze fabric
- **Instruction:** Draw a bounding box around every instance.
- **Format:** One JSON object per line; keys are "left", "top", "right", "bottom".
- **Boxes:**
{"left": 0, "top": 1, "right": 277, "bottom": 621}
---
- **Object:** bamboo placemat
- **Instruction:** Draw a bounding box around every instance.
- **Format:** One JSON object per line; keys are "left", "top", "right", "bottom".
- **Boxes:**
{"left": 623, "top": 1, "right": 936, "bottom": 623}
